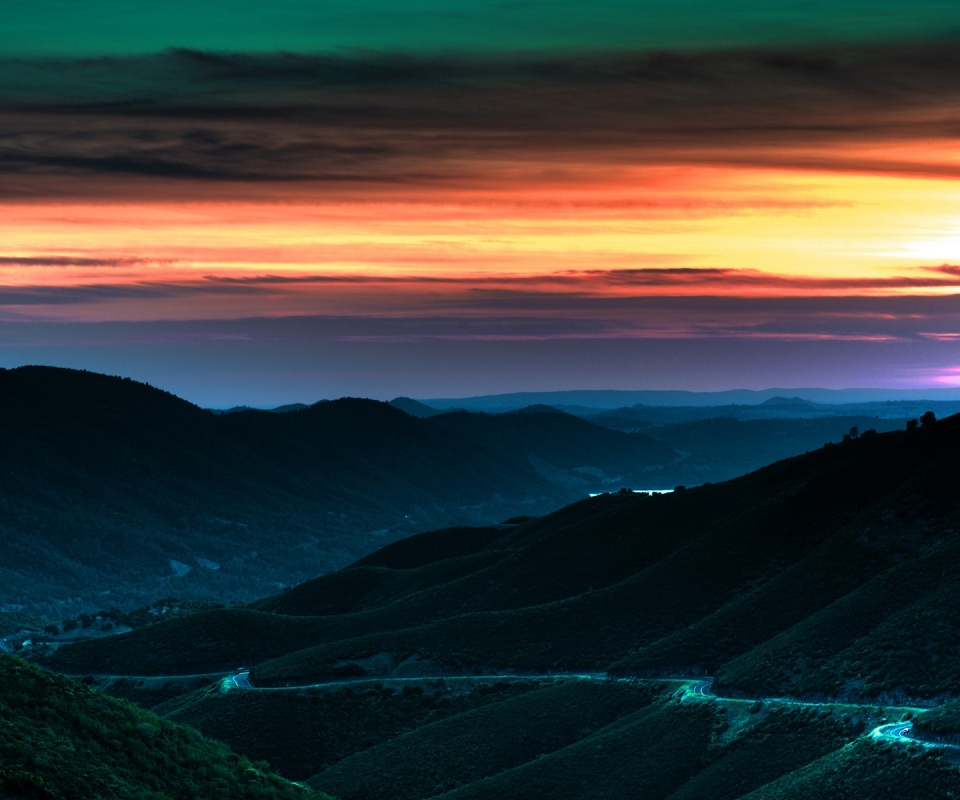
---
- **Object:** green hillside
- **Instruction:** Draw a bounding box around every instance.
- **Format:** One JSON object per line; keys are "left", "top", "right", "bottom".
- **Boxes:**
{"left": 0, "top": 655, "right": 328, "bottom": 800}
{"left": 159, "top": 677, "right": 541, "bottom": 780}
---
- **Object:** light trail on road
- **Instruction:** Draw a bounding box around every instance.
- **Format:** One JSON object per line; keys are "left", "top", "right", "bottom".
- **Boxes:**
{"left": 59, "top": 663, "right": 958, "bottom": 757}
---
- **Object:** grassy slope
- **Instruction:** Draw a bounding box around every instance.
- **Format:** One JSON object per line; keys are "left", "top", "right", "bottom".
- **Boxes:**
{"left": 664, "top": 705, "right": 864, "bottom": 800}
{"left": 913, "top": 700, "right": 960, "bottom": 742}
{"left": 735, "top": 739, "right": 960, "bottom": 800}
{"left": 254, "top": 424, "right": 960, "bottom": 690}
{"left": 430, "top": 700, "right": 717, "bottom": 800}
{"left": 308, "top": 680, "right": 658, "bottom": 800}
{"left": 162, "top": 680, "right": 540, "bottom": 781}
{"left": 301, "top": 694, "right": 958, "bottom": 800}
{"left": 717, "top": 543, "right": 960, "bottom": 700}
{"left": 0, "top": 656, "right": 329, "bottom": 800}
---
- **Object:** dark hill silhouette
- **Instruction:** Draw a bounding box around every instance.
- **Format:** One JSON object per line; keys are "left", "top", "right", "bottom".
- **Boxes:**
{"left": 388, "top": 396, "right": 442, "bottom": 417}
{"left": 0, "top": 366, "right": 700, "bottom": 617}
{"left": 0, "top": 367, "right": 571, "bottom": 616}
{"left": 759, "top": 395, "right": 818, "bottom": 408}
{"left": 0, "top": 364, "right": 199, "bottom": 417}
{"left": 4, "top": 365, "right": 951, "bottom": 622}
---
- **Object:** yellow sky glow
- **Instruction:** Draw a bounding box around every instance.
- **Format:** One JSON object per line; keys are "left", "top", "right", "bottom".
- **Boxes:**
{"left": 2, "top": 164, "right": 960, "bottom": 319}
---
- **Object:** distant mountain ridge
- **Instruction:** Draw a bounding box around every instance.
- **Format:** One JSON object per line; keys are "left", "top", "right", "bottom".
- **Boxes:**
{"left": 419, "top": 387, "right": 960, "bottom": 412}
{"left": 759, "top": 395, "right": 818, "bottom": 408}
{"left": 389, "top": 397, "right": 443, "bottom": 417}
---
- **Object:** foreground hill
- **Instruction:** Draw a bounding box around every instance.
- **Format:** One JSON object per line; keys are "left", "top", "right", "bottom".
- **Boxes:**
{"left": 38, "top": 413, "right": 960, "bottom": 796}
{"left": 13, "top": 656, "right": 960, "bottom": 800}
{"left": 0, "top": 655, "right": 328, "bottom": 800}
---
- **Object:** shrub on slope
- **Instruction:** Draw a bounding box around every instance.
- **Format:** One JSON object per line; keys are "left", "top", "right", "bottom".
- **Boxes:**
{"left": 162, "top": 679, "right": 538, "bottom": 781}
{"left": 734, "top": 739, "right": 959, "bottom": 800}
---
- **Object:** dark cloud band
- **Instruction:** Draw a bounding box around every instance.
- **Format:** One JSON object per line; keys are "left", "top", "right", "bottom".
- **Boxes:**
{"left": 4, "top": 40, "right": 960, "bottom": 196}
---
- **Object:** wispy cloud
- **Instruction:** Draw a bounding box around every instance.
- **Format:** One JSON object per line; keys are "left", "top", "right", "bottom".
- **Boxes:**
{"left": 3, "top": 264, "right": 960, "bottom": 309}
{"left": 2, "top": 268, "right": 959, "bottom": 344}
{"left": 0, "top": 256, "right": 169, "bottom": 268}
{"left": 571, "top": 264, "right": 960, "bottom": 292}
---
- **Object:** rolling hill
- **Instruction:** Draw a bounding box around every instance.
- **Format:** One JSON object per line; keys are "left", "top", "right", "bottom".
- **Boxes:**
{"left": 6, "top": 366, "right": 915, "bottom": 621}
{"left": 36, "top": 411, "right": 960, "bottom": 796}
{"left": 44, "top": 412, "right": 960, "bottom": 697}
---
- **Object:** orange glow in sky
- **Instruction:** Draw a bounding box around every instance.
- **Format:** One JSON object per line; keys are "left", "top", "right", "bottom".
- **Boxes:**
{"left": 3, "top": 162, "right": 960, "bottom": 325}
{"left": 6, "top": 39, "right": 960, "bottom": 402}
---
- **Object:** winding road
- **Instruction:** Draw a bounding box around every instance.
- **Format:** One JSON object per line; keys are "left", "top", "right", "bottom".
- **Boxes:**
{"left": 216, "top": 669, "right": 956, "bottom": 752}
{"left": 689, "top": 679, "right": 714, "bottom": 698}
{"left": 870, "top": 722, "right": 960, "bottom": 751}
{"left": 220, "top": 670, "right": 613, "bottom": 694}
{"left": 44, "top": 662, "right": 957, "bottom": 754}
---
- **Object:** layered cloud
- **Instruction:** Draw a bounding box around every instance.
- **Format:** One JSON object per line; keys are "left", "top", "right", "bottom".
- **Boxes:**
{"left": 6, "top": 261, "right": 960, "bottom": 302}
{"left": 3, "top": 266, "right": 960, "bottom": 345}
{"left": 4, "top": 41, "right": 960, "bottom": 199}
{"left": 0, "top": 256, "right": 166, "bottom": 268}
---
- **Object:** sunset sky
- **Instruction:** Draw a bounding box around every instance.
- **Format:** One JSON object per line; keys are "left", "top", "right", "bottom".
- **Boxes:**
{"left": 3, "top": 2, "right": 960, "bottom": 406}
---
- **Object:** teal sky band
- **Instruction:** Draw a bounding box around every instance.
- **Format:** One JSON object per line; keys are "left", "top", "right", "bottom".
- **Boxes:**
{"left": 3, "top": 0, "right": 960, "bottom": 57}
